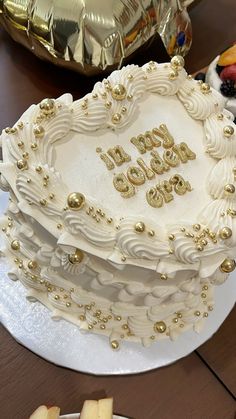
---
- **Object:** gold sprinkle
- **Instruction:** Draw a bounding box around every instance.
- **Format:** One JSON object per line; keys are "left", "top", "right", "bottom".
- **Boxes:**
{"left": 172, "top": 318, "right": 178, "bottom": 323}
{"left": 54, "top": 295, "right": 60, "bottom": 300}
{"left": 88, "top": 325, "right": 93, "bottom": 330}
{"left": 148, "top": 230, "right": 155, "bottom": 237}
{"left": 100, "top": 324, "right": 106, "bottom": 330}
{"left": 57, "top": 223, "right": 63, "bottom": 229}
{"left": 134, "top": 221, "right": 145, "bottom": 233}
{"left": 66, "top": 302, "right": 71, "bottom": 307}
{"left": 11, "top": 240, "right": 20, "bottom": 251}
{"left": 201, "top": 293, "right": 206, "bottom": 298}
{"left": 116, "top": 316, "right": 122, "bottom": 321}
{"left": 160, "top": 274, "right": 168, "bottom": 280}
{"left": 168, "top": 234, "right": 175, "bottom": 241}
{"left": 194, "top": 311, "right": 201, "bottom": 316}
{"left": 208, "top": 306, "right": 213, "bottom": 311}
{"left": 79, "top": 315, "right": 85, "bottom": 321}
{"left": 203, "top": 312, "right": 208, "bottom": 317}
{"left": 110, "top": 340, "right": 119, "bottom": 350}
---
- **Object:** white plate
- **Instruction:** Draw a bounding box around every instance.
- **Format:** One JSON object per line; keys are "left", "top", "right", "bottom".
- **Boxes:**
{"left": 0, "top": 192, "right": 235, "bottom": 375}
{"left": 60, "top": 415, "right": 126, "bottom": 419}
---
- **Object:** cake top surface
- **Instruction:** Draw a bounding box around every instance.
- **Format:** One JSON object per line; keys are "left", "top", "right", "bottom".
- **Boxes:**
{"left": 1, "top": 57, "right": 236, "bottom": 273}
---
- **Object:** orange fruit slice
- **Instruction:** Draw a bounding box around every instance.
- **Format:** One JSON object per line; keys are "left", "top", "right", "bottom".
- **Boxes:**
{"left": 218, "top": 44, "right": 236, "bottom": 66}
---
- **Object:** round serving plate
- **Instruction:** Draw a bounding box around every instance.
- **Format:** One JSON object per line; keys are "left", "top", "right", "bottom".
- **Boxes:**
{"left": 0, "top": 192, "right": 235, "bottom": 375}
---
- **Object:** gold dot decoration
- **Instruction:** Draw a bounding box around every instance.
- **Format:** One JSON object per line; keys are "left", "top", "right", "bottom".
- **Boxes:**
{"left": 154, "top": 321, "right": 166, "bottom": 333}
{"left": 16, "top": 159, "right": 28, "bottom": 171}
{"left": 33, "top": 124, "right": 45, "bottom": 138}
{"left": 134, "top": 221, "right": 145, "bottom": 233}
{"left": 110, "top": 340, "right": 120, "bottom": 350}
{"left": 170, "top": 55, "right": 185, "bottom": 69}
{"left": 219, "top": 227, "right": 232, "bottom": 240}
{"left": 224, "top": 184, "right": 235, "bottom": 195}
{"left": 200, "top": 83, "right": 211, "bottom": 94}
{"left": 28, "top": 260, "right": 38, "bottom": 270}
{"left": 220, "top": 258, "right": 236, "bottom": 273}
{"left": 67, "top": 192, "right": 85, "bottom": 211}
{"left": 223, "top": 125, "right": 234, "bottom": 138}
{"left": 68, "top": 248, "right": 84, "bottom": 264}
{"left": 39, "top": 98, "right": 55, "bottom": 115}
{"left": 111, "top": 113, "right": 122, "bottom": 124}
{"left": 11, "top": 240, "right": 20, "bottom": 251}
{"left": 160, "top": 274, "right": 168, "bottom": 280}
{"left": 111, "top": 84, "right": 127, "bottom": 101}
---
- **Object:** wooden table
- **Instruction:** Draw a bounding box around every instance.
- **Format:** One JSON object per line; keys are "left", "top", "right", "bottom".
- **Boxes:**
{"left": 0, "top": 1, "right": 236, "bottom": 417}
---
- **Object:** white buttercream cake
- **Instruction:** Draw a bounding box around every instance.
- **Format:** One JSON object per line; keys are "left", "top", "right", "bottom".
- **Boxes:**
{"left": 0, "top": 56, "right": 236, "bottom": 350}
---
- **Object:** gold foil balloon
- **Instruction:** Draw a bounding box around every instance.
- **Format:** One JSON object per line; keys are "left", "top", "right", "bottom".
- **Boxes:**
{"left": 0, "top": 0, "right": 194, "bottom": 75}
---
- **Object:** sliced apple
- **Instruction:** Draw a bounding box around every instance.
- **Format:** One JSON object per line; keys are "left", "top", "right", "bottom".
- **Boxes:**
{"left": 98, "top": 398, "right": 113, "bottom": 419}
{"left": 29, "top": 405, "right": 60, "bottom": 419}
{"left": 80, "top": 400, "right": 98, "bottom": 419}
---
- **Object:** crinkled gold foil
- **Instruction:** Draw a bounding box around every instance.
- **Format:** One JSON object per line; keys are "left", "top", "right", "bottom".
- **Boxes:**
{"left": 0, "top": 0, "right": 194, "bottom": 75}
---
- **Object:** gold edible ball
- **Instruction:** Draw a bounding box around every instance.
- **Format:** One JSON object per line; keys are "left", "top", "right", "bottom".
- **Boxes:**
{"left": 11, "top": 240, "right": 20, "bottom": 251}
{"left": 39, "top": 98, "right": 55, "bottom": 115}
{"left": 134, "top": 221, "right": 145, "bottom": 233}
{"left": 16, "top": 159, "right": 28, "bottom": 171}
{"left": 67, "top": 192, "right": 85, "bottom": 210}
{"left": 154, "top": 321, "right": 166, "bottom": 333}
{"left": 223, "top": 125, "right": 234, "bottom": 138}
{"left": 111, "top": 84, "right": 127, "bottom": 101}
{"left": 224, "top": 184, "right": 235, "bottom": 195}
{"left": 170, "top": 55, "right": 185, "bottom": 68}
{"left": 110, "top": 340, "right": 120, "bottom": 350}
{"left": 111, "top": 113, "right": 122, "bottom": 124}
{"left": 200, "top": 83, "right": 211, "bottom": 93}
{"left": 28, "top": 260, "right": 38, "bottom": 270}
{"left": 220, "top": 258, "right": 236, "bottom": 273}
{"left": 219, "top": 227, "right": 232, "bottom": 240}
{"left": 68, "top": 248, "right": 84, "bottom": 264}
{"left": 33, "top": 124, "right": 45, "bottom": 138}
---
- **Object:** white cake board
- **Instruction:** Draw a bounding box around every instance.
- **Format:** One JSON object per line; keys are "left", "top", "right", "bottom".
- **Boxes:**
{"left": 0, "top": 192, "right": 235, "bottom": 375}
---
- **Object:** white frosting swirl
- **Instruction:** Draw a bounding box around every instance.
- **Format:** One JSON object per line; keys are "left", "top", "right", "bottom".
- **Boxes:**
{"left": 143, "top": 62, "right": 187, "bottom": 95}
{"left": 204, "top": 113, "right": 236, "bottom": 158}
{"left": 207, "top": 157, "right": 236, "bottom": 199}
{"left": 63, "top": 210, "right": 116, "bottom": 248}
{"left": 177, "top": 79, "right": 225, "bottom": 120}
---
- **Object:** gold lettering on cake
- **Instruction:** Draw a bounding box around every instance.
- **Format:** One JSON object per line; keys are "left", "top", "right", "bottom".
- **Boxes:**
{"left": 136, "top": 158, "right": 155, "bottom": 179}
{"left": 163, "top": 149, "right": 180, "bottom": 167}
{"left": 152, "top": 124, "right": 174, "bottom": 148}
{"left": 150, "top": 151, "right": 170, "bottom": 175}
{"left": 107, "top": 146, "right": 131, "bottom": 166}
{"left": 130, "top": 131, "right": 161, "bottom": 154}
{"left": 99, "top": 153, "right": 115, "bottom": 170}
{"left": 127, "top": 166, "right": 146, "bottom": 185}
{"left": 146, "top": 174, "right": 192, "bottom": 208}
{"left": 113, "top": 173, "right": 135, "bottom": 198}
{"left": 146, "top": 187, "right": 164, "bottom": 208}
{"left": 156, "top": 180, "right": 174, "bottom": 203}
{"left": 169, "top": 174, "right": 192, "bottom": 195}
{"left": 172, "top": 142, "right": 196, "bottom": 163}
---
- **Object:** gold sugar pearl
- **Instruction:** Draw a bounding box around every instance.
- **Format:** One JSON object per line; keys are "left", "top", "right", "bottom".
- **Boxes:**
{"left": 100, "top": 324, "right": 106, "bottom": 330}
{"left": 202, "top": 285, "right": 208, "bottom": 291}
{"left": 219, "top": 227, "right": 232, "bottom": 240}
{"left": 224, "top": 184, "right": 235, "bottom": 195}
{"left": 203, "top": 312, "right": 208, "bottom": 317}
{"left": 154, "top": 321, "right": 166, "bottom": 333}
{"left": 110, "top": 340, "right": 120, "bottom": 350}
{"left": 121, "top": 256, "right": 126, "bottom": 262}
{"left": 111, "top": 113, "right": 122, "bottom": 124}
{"left": 39, "top": 199, "right": 47, "bottom": 206}
{"left": 28, "top": 260, "right": 38, "bottom": 270}
{"left": 172, "top": 318, "right": 178, "bottom": 323}
{"left": 160, "top": 274, "right": 168, "bottom": 280}
{"left": 66, "top": 302, "right": 71, "bottom": 307}
{"left": 111, "top": 84, "right": 127, "bottom": 101}
{"left": 200, "top": 83, "right": 211, "bottom": 93}
{"left": 194, "top": 311, "right": 201, "bottom": 316}
{"left": 79, "top": 315, "right": 85, "bottom": 321}
{"left": 116, "top": 316, "right": 122, "bottom": 321}
{"left": 17, "top": 159, "right": 28, "bottom": 171}
{"left": 223, "top": 125, "right": 234, "bottom": 138}
{"left": 220, "top": 258, "right": 236, "bottom": 273}
{"left": 88, "top": 325, "right": 93, "bottom": 330}
{"left": 33, "top": 124, "right": 45, "bottom": 138}
{"left": 217, "top": 113, "right": 224, "bottom": 120}
{"left": 57, "top": 223, "right": 63, "bottom": 229}
{"left": 170, "top": 55, "right": 185, "bottom": 68}
{"left": 11, "top": 240, "right": 20, "bottom": 251}
{"left": 39, "top": 98, "right": 55, "bottom": 115}
{"left": 35, "top": 166, "right": 42, "bottom": 173}
{"left": 54, "top": 295, "right": 60, "bottom": 300}
{"left": 134, "top": 221, "right": 145, "bottom": 233}
{"left": 208, "top": 306, "right": 213, "bottom": 311}
{"left": 201, "top": 293, "right": 206, "bottom": 299}
{"left": 148, "top": 230, "right": 155, "bottom": 237}
{"left": 17, "top": 141, "right": 24, "bottom": 148}
{"left": 168, "top": 234, "right": 175, "bottom": 241}
{"left": 68, "top": 249, "right": 84, "bottom": 264}
{"left": 193, "top": 223, "right": 201, "bottom": 231}
{"left": 67, "top": 192, "right": 85, "bottom": 210}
